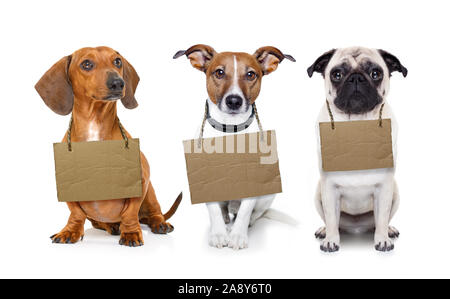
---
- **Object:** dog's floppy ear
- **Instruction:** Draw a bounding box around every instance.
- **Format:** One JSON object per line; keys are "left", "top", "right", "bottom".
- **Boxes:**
{"left": 307, "top": 49, "right": 336, "bottom": 78}
{"left": 173, "top": 44, "right": 217, "bottom": 72}
{"left": 121, "top": 57, "right": 140, "bottom": 109}
{"left": 253, "top": 46, "right": 296, "bottom": 75}
{"left": 378, "top": 49, "right": 408, "bottom": 77}
{"left": 35, "top": 55, "right": 73, "bottom": 115}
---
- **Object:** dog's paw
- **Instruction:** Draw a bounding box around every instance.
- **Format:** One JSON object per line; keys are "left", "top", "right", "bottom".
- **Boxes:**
{"left": 119, "top": 231, "right": 144, "bottom": 247}
{"left": 315, "top": 227, "right": 326, "bottom": 240}
{"left": 150, "top": 222, "right": 174, "bottom": 234}
{"left": 320, "top": 236, "right": 340, "bottom": 253}
{"left": 228, "top": 231, "right": 249, "bottom": 250}
{"left": 388, "top": 226, "right": 400, "bottom": 239}
{"left": 208, "top": 231, "right": 229, "bottom": 249}
{"left": 374, "top": 234, "right": 394, "bottom": 252}
{"left": 147, "top": 215, "right": 174, "bottom": 234}
{"left": 50, "top": 229, "right": 84, "bottom": 244}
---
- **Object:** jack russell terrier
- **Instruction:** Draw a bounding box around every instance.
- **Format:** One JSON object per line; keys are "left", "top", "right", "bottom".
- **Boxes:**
{"left": 174, "top": 45, "right": 295, "bottom": 249}
{"left": 308, "top": 47, "right": 407, "bottom": 252}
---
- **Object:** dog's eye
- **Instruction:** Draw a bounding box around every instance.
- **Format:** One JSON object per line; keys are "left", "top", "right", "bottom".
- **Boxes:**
{"left": 370, "top": 69, "right": 382, "bottom": 80}
{"left": 246, "top": 71, "right": 256, "bottom": 81}
{"left": 331, "top": 70, "right": 342, "bottom": 82}
{"left": 80, "top": 60, "right": 94, "bottom": 71}
{"left": 113, "top": 58, "right": 122, "bottom": 69}
{"left": 215, "top": 69, "right": 225, "bottom": 79}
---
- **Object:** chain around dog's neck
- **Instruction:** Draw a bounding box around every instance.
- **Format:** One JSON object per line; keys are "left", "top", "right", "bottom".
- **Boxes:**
{"left": 198, "top": 100, "right": 263, "bottom": 147}
{"left": 325, "top": 100, "right": 385, "bottom": 130}
{"left": 66, "top": 114, "right": 129, "bottom": 151}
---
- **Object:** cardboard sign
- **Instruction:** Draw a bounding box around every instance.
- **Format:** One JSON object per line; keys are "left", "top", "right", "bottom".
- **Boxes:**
{"left": 183, "top": 130, "right": 282, "bottom": 204}
{"left": 319, "top": 119, "right": 394, "bottom": 172}
{"left": 53, "top": 139, "right": 142, "bottom": 202}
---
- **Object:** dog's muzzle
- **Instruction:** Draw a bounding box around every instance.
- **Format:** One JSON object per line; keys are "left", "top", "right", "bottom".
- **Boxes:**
{"left": 334, "top": 72, "right": 382, "bottom": 114}
{"left": 105, "top": 73, "right": 124, "bottom": 100}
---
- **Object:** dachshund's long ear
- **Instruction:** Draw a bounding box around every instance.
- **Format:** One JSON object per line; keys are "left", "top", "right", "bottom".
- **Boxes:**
{"left": 35, "top": 55, "right": 73, "bottom": 115}
{"left": 121, "top": 57, "right": 140, "bottom": 109}
{"left": 253, "top": 46, "right": 296, "bottom": 75}
{"left": 378, "top": 49, "right": 408, "bottom": 77}
{"left": 307, "top": 49, "right": 336, "bottom": 78}
{"left": 173, "top": 44, "right": 217, "bottom": 72}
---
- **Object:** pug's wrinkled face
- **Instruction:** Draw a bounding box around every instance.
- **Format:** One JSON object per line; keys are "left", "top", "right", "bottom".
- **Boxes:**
{"left": 326, "top": 48, "right": 388, "bottom": 114}
{"left": 308, "top": 47, "right": 407, "bottom": 115}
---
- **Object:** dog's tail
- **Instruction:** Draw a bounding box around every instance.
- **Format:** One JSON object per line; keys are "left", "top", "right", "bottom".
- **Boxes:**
{"left": 262, "top": 208, "right": 298, "bottom": 226}
{"left": 163, "top": 192, "right": 183, "bottom": 220}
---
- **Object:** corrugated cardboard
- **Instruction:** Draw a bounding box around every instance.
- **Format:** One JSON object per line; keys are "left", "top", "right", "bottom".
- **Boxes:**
{"left": 183, "top": 130, "right": 282, "bottom": 204}
{"left": 319, "top": 119, "right": 394, "bottom": 172}
{"left": 53, "top": 138, "right": 142, "bottom": 202}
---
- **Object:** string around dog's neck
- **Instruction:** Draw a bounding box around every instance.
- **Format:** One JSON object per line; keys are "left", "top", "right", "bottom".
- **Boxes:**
{"left": 198, "top": 100, "right": 263, "bottom": 147}
{"left": 66, "top": 114, "right": 129, "bottom": 151}
{"left": 325, "top": 100, "right": 385, "bottom": 130}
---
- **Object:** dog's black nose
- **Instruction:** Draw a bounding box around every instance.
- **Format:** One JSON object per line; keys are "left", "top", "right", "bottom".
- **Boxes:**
{"left": 225, "top": 95, "right": 243, "bottom": 110}
{"left": 107, "top": 76, "right": 124, "bottom": 92}
{"left": 347, "top": 73, "right": 366, "bottom": 83}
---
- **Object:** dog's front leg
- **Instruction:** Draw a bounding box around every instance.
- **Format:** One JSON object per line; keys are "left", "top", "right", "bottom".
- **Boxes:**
{"left": 119, "top": 197, "right": 144, "bottom": 247}
{"left": 320, "top": 182, "right": 341, "bottom": 252}
{"left": 207, "top": 202, "right": 229, "bottom": 248}
{"left": 229, "top": 198, "right": 257, "bottom": 250}
{"left": 374, "top": 180, "right": 395, "bottom": 252}
{"left": 51, "top": 202, "right": 86, "bottom": 244}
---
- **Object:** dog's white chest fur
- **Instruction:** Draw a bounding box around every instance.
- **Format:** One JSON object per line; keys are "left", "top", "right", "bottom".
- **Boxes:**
{"left": 87, "top": 122, "right": 100, "bottom": 141}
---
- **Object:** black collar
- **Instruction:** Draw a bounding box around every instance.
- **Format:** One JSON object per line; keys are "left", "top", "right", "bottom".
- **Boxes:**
{"left": 205, "top": 101, "right": 255, "bottom": 133}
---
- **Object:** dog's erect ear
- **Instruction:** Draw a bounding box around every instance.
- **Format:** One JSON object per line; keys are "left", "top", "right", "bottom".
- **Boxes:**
{"left": 378, "top": 49, "right": 408, "bottom": 77}
{"left": 35, "top": 55, "right": 73, "bottom": 115}
{"left": 307, "top": 49, "right": 336, "bottom": 78}
{"left": 173, "top": 44, "right": 217, "bottom": 72}
{"left": 253, "top": 46, "right": 296, "bottom": 75}
{"left": 121, "top": 58, "right": 140, "bottom": 109}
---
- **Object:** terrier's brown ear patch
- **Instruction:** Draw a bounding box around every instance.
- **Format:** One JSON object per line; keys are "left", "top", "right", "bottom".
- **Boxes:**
{"left": 173, "top": 44, "right": 217, "bottom": 72}
{"left": 254, "top": 46, "right": 296, "bottom": 75}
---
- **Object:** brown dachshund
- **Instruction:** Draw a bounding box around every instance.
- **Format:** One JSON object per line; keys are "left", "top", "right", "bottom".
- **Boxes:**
{"left": 35, "top": 46, "right": 182, "bottom": 247}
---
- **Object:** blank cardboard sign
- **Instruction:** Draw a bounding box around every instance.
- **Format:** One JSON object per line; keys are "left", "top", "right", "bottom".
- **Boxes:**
{"left": 183, "top": 130, "right": 282, "bottom": 204}
{"left": 53, "top": 139, "right": 142, "bottom": 202}
{"left": 319, "top": 119, "right": 394, "bottom": 172}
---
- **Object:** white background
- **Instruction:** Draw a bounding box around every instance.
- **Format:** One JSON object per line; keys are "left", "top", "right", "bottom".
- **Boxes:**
{"left": 0, "top": 0, "right": 449, "bottom": 279}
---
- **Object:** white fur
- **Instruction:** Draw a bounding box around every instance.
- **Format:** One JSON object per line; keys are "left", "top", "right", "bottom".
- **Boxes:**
{"left": 87, "top": 122, "right": 100, "bottom": 141}
{"left": 315, "top": 47, "right": 400, "bottom": 252}
{"left": 218, "top": 55, "right": 249, "bottom": 114}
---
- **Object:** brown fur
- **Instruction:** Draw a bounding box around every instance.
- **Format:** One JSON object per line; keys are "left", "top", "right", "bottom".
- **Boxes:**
{"left": 36, "top": 47, "right": 182, "bottom": 247}
{"left": 205, "top": 52, "right": 262, "bottom": 104}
